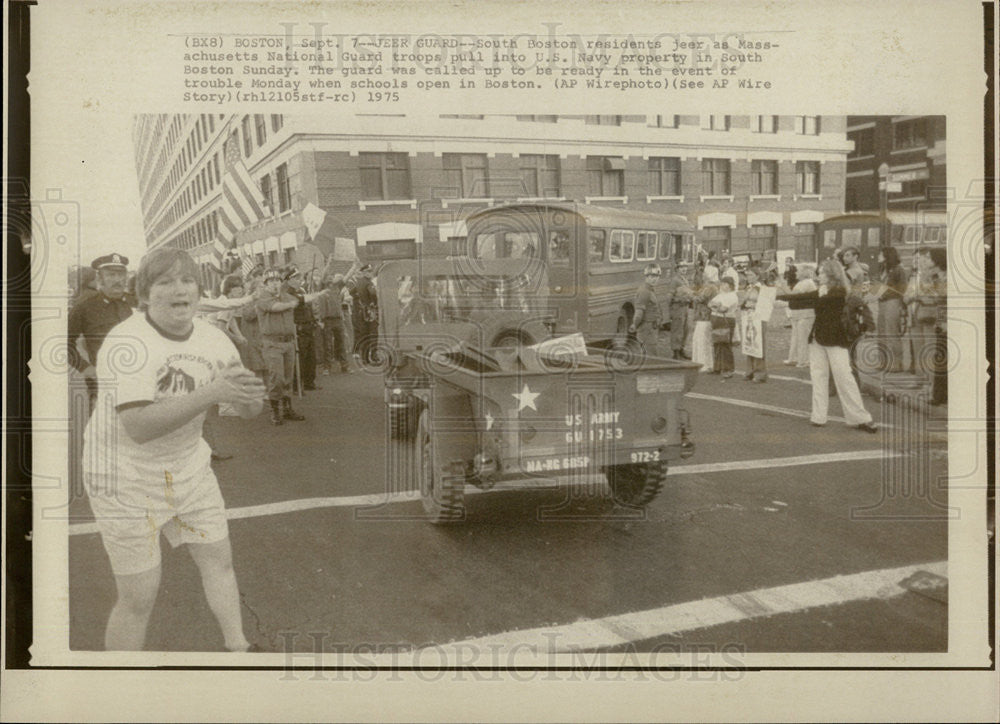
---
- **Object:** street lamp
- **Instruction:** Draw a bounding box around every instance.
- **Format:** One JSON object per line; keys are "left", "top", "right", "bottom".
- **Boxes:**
{"left": 878, "top": 162, "right": 890, "bottom": 247}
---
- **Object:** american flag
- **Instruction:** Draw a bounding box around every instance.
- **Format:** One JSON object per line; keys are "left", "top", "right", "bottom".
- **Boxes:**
{"left": 209, "top": 132, "right": 269, "bottom": 272}
{"left": 219, "top": 132, "right": 268, "bottom": 240}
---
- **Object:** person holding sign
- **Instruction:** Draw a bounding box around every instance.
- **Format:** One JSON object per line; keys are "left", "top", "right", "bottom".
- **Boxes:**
{"left": 739, "top": 266, "right": 769, "bottom": 382}
{"left": 708, "top": 277, "right": 739, "bottom": 378}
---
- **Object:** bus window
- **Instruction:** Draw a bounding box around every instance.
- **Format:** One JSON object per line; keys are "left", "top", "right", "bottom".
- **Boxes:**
{"left": 891, "top": 225, "right": 905, "bottom": 244}
{"left": 867, "top": 227, "right": 880, "bottom": 247}
{"left": 682, "top": 233, "right": 695, "bottom": 263}
{"left": 924, "top": 226, "right": 941, "bottom": 243}
{"left": 823, "top": 229, "right": 837, "bottom": 248}
{"left": 636, "top": 231, "right": 657, "bottom": 261}
{"left": 903, "top": 225, "right": 921, "bottom": 244}
{"left": 609, "top": 230, "right": 635, "bottom": 262}
{"left": 588, "top": 228, "right": 607, "bottom": 264}
{"left": 658, "top": 232, "right": 674, "bottom": 260}
{"left": 842, "top": 228, "right": 863, "bottom": 247}
{"left": 548, "top": 231, "right": 571, "bottom": 266}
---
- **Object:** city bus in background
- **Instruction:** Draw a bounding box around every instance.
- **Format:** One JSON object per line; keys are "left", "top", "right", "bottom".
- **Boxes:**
{"left": 460, "top": 202, "right": 697, "bottom": 344}
{"left": 812, "top": 210, "right": 948, "bottom": 269}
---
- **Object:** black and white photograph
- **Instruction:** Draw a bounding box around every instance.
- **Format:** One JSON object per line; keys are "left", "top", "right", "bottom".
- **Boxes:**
{"left": 65, "top": 112, "right": 954, "bottom": 655}
{"left": 4, "top": 1, "right": 996, "bottom": 722}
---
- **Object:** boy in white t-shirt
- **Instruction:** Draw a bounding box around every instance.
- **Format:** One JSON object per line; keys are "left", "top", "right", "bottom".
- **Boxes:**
{"left": 83, "top": 247, "right": 266, "bottom": 651}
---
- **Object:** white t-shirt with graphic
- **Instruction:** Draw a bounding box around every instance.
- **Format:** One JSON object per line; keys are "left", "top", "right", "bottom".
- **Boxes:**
{"left": 83, "top": 313, "right": 240, "bottom": 483}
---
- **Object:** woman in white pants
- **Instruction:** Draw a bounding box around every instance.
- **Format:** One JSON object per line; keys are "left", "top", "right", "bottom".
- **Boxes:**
{"left": 779, "top": 259, "right": 877, "bottom": 432}
{"left": 783, "top": 265, "right": 817, "bottom": 367}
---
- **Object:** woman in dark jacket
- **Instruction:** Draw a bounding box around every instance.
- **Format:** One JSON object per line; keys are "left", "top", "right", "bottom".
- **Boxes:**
{"left": 779, "top": 259, "right": 877, "bottom": 432}
{"left": 877, "top": 246, "right": 908, "bottom": 372}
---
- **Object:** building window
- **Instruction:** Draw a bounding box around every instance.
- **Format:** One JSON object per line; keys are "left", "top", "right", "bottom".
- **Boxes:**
{"left": 241, "top": 116, "right": 253, "bottom": 156}
{"left": 442, "top": 153, "right": 489, "bottom": 197}
{"left": 701, "top": 158, "right": 731, "bottom": 195}
{"left": 751, "top": 160, "right": 778, "bottom": 195}
{"left": 795, "top": 116, "right": 821, "bottom": 135}
{"left": 360, "top": 152, "right": 412, "bottom": 200}
{"left": 748, "top": 224, "right": 778, "bottom": 252}
{"left": 585, "top": 115, "right": 622, "bottom": 126}
{"left": 518, "top": 154, "right": 560, "bottom": 197}
{"left": 276, "top": 163, "right": 291, "bottom": 212}
{"left": 255, "top": 114, "right": 267, "bottom": 146}
{"left": 703, "top": 115, "right": 730, "bottom": 131}
{"left": 586, "top": 156, "right": 625, "bottom": 196}
{"left": 701, "top": 226, "right": 731, "bottom": 257}
{"left": 260, "top": 174, "right": 273, "bottom": 212}
{"left": 893, "top": 118, "right": 928, "bottom": 150}
{"left": 653, "top": 114, "right": 679, "bottom": 128}
{"left": 795, "top": 161, "right": 820, "bottom": 194}
{"left": 849, "top": 127, "right": 875, "bottom": 157}
{"left": 894, "top": 179, "right": 929, "bottom": 200}
{"left": 648, "top": 156, "right": 681, "bottom": 195}
{"left": 213, "top": 153, "right": 221, "bottom": 185}
{"left": 753, "top": 115, "right": 777, "bottom": 133}
{"left": 271, "top": 114, "right": 284, "bottom": 132}
{"left": 208, "top": 115, "right": 215, "bottom": 133}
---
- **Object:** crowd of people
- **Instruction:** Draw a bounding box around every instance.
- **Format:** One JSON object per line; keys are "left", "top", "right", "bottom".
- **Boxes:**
{"left": 629, "top": 244, "right": 948, "bottom": 428}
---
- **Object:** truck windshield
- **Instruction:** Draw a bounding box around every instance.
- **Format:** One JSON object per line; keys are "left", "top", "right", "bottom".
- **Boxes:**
{"left": 397, "top": 274, "right": 537, "bottom": 325}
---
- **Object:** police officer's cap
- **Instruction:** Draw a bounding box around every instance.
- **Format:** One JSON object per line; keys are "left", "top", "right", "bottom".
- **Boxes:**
{"left": 91, "top": 253, "right": 129, "bottom": 270}
{"left": 643, "top": 263, "right": 662, "bottom": 277}
{"left": 263, "top": 267, "right": 283, "bottom": 281}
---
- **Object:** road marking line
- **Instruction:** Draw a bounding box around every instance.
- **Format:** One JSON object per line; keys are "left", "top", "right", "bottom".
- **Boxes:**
{"left": 434, "top": 561, "right": 947, "bottom": 653}
{"left": 688, "top": 392, "right": 849, "bottom": 424}
{"left": 68, "top": 450, "right": 893, "bottom": 536}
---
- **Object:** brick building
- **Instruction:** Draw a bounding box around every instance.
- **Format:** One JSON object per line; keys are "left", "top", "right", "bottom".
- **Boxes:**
{"left": 845, "top": 116, "right": 947, "bottom": 213}
{"left": 132, "top": 114, "right": 852, "bottom": 283}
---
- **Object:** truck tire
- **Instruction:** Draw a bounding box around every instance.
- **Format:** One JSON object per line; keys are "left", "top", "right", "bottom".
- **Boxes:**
{"left": 605, "top": 461, "right": 667, "bottom": 507}
{"left": 417, "top": 410, "right": 466, "bottom": 523}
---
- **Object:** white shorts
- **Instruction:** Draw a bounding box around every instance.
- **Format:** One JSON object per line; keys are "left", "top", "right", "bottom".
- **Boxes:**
{"left": 85, "top": 463, "right": 230, "bottom": 576}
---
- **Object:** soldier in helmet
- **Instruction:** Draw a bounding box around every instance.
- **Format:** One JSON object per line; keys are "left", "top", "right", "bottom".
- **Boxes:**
{"left": 628, "top": 263, "right": 664, "bottom": 356}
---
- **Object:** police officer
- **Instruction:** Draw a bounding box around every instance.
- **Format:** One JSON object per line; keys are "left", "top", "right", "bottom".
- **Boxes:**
{"left": 256, "top": 268, "right": 305, "bottom": 425}
{"left": 628, "top": 263, "right": 664, "bottom": 356}
{"left": 68, "top": 253, "right": 134, "bottom": 403}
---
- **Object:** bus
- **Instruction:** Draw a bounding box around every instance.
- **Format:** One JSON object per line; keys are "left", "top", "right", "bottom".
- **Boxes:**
{"left": 813, "top": 210, "right": 947, "bottom": 269}
{"left": 460, "top": 202, "right": 697, "bottom": 342}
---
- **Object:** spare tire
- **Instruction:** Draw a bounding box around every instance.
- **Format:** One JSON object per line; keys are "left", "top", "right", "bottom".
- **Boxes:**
{"left": 465, "top": 311, "right": 549, "bottom": 350}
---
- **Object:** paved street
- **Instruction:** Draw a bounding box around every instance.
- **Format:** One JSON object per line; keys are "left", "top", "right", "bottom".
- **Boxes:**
{"left": 67, "top": 322, "right": 948, "bottom": 656}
